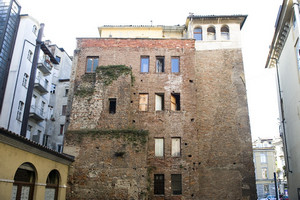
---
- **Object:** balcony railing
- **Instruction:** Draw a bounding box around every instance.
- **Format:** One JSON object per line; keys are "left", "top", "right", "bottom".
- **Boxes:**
{"left": 29, "top": 105, "right": 45, "bottom": 121}
{"left": 37, "top": 59, "right": 52, "bottom": 75}
{"left": 34, "top": 77, "right": 48, "bottom": 94}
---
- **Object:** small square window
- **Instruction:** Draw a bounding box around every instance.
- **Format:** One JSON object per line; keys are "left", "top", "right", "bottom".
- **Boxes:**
{"left": 154, "top": 174, "right": 164, "bottom": 195}
{"left": 155, "top": 138, "right": 164, "bottom": 157}
{"left": 171, "top": 93, "right": 180, "bottom": 111}
{"left": 86, "top": 57, "right": 99, "bottom": 73}
{"left": 139, "top": 94, "right": 148, "bottom": 111}
{"left": 141, "top": 56, "right": 149, "bottom": 73}
{"left": 109, "top": 98, "right": 116, "bottom": 114}
{"left": 171, "top": 174, "right": 182, "bottom": 195}
{"left": 156, "top": 56, "right": 165, "bottom": 73}
{"left": 171, "top": 57, "right": 180, "bottom": 73}
{"left": 155, "top": 93, "right": 164, "bottom": 111}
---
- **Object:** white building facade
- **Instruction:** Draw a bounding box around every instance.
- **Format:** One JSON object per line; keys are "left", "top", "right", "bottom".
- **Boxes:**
{"left": 266, "top": 0, "right": 300, "bottom": 199}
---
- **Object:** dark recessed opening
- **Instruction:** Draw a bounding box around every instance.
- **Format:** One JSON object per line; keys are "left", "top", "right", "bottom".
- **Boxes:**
{"left": 189, "top": 80, "right": 193, "bottom": 83}
{"left": 109, "top": 98, "right": 116, "bottom": 114}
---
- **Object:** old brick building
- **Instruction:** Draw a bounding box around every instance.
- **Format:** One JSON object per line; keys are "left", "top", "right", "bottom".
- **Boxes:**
{"left": 64, "top": 15, "right": 256, "bottom": 199}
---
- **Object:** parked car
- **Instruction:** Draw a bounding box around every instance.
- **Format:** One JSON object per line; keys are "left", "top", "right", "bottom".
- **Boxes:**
{"left": 280, "top": 195, "right": 289, "bottom": 200}
{"left": 266, "top": 195, "right": 277, "bottom": 200}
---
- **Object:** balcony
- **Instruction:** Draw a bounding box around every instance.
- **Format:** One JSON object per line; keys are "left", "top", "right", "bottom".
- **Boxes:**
{"left": 34, "top": 77, "right": 48, "bottom": 94}
{"left": 29, "top": 105, "right": 45, "bottom": 121}
{"left": 37, "top": 59, "right": 52, "bottom": 75}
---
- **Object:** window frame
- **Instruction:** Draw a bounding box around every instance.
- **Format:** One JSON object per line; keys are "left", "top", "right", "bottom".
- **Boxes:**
{"left": 22, "top": 73, "right": 29, "bottom": 88}
{"left": 155, "top": 93, "right": 164, "bottom": 111}
{"left": 109, "top": 98, "right": 117, "bottom": 114}
{"left": 154, "top": 138, "right": 164, "bottom": 157}
{"left": 16, "top": 101, "right": 24, "bottom": 121}
{"left": 171, "top": 137, "right": 181, "bottom": 157}
{"left": 86, "top": 56, "right": 99, "bottom": 73}
{"left": 154, "top": 174, "right": 164, "bottom": 195}
{"left": 156, "top": 56, "right": 165, "bottom": 73}
{"left": 207, "top": 26, "right": 216, "bottom": 40}
{"left": 171, "top": 93, "right": 180, "bottom": 111}
{"left": 140, "top": 56, "right": 149, "bottom": 73}
{"left": 27, "top": 50, "right": 33, "bottom": 62}
{"left": 193, "top": 27, "right": 203, "bottom": 41}
{"left": 62, "top": 105, "right": 67, "bottom": 116}
{"left": 139, "top": 93, "right": 149, "bottom": 111}
{"left": 171, "top": 57, "right": 180, "bottom": 73}
{"left": 221, "top": 25, "right": 230, "bottom": 40}
{"left": 171, "top": 174, "right": 182, "bottom": 195}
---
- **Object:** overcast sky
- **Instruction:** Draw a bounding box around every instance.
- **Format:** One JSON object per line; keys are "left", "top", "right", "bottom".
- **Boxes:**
{"left": 18, "top": 0, "right": 283, "bottom": 140}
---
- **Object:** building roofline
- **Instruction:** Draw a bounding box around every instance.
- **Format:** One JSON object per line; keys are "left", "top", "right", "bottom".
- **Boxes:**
{"left": 0, "top": 127, "right": 74, "bottom": 163}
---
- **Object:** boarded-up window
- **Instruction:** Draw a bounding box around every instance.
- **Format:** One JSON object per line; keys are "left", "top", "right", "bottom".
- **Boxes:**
{"left": 171, "top": 174, "right": 182, "bottom": 195}
{"left": 171, "top": 93, "right": 180, "bottom": 111}
{"left": 172, "top": 138, "right": 181, "bottom": 157}
{"left": 155, "top": 138, "right": 164, "bottom": 157}
{"left": 155, "top": 93, "right": 164, "bottom": 111}
{"left": 156, "top": 56, "right": 165, "bottom": 73}
{"left": 139, "top": 94, "right": 148, "bottom": 111}
{"left": 154, "top": 174, "right": 164, "bottom": 195}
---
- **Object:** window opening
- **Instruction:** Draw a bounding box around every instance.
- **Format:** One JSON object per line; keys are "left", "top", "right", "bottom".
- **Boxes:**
{"left": 45, "top": 170, "right": 60, "bottom": 200}
{"left": 62, "top": 105, "right": 67, "bottom": 116}
{"left": 42, "top": 134, "right": 48, "bottom": 146}
{"left": 32, "top": 25, "right": 37, "bottom": 35}
{"left": 221, "top": 25, "right": 230, "bottom": 40}
{"left": 60, "top": 124, "right": 64, "bottom": 135}
{"left": 171, "top": 57, "right": 180, "bottom": 73}
{"left": 22, "top": 73, "right": 29, "bottom": 88}
{"left": 155, "top": 93, "right": 164, "bottom": 111}
{"left": 55, "top": 56, "right": 61, "bottom": 63}
{"left": 193, "top": 27, "right": 202, "bottom": 40}
{"left": 139, "top": 94, "right": 148, "bottom": 111}
{"left": 16, "top": 101, "right": 24, "bottom": 121}
{"left": 27, "top": 50, "right": 33, "bottom": 62}
{"left": 154, "top": 174, "right": 164, "bottom": 195}
{"left": 155, "top": 138, "right": 164, "bottom": 157}
{"left": 141, "top": 56, "right": 149, "bottom": 73}
{"left": 86, "top": 57, "right": 99, "bottom": 73}
{"left": 109, "top": 98, "right": 116, "bottom": 114}
{"left": 171, "top": 174, "right": 182, "bottom": 195}
{"left": 172, "top": 138, "right": 181, "bottom": 157}
{"left": 207, "top": 26, "right": 216, "bottom": 40}
{"left": 171, "top": 93, "right": 180, "bottom": 111}
{"left": 156, "top": 56, "right": 165, "bottom": 73}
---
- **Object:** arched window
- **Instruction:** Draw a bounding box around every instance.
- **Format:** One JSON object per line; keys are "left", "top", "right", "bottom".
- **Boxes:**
{"left": 11, "top": 163, "right": 36, "bottom": 200}
{"left": 27, "top": 50, "right": 33, "bottom": 62}
{"left": 45, "top": 170, "right": 60, "bottom": 200}
{"left": 221, "top": 25, "right": 230, "bottom": 40}
{"left": 207, "top": 26, "right": 216, "bottom": 40}
{"left": 193, "top": 27, "right": 202, "bottom": 40}
{"left": 32, "top": 25, "right": 37, "bottom": 35}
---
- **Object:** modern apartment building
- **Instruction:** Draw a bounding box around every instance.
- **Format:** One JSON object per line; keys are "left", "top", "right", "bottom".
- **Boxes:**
{"left": 265, "top": 0, "right": 300, "bottom": 198}
{"left": 64, "top": 14, "right": 256, "bottom": 199}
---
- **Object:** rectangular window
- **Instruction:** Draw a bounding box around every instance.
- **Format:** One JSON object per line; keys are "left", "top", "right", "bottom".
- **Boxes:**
{"left": 109, "top": 98, "right": 116, "bottom": 114}
{"left": 42, "top": 134, "right": 48, "bottom": 146}
{"left": 171, "top": 174, "right": 182, "bottom": 195}
{"left": 56, "top": 56, "right": 61, "bottom": 63}
{"left": 62, "top": 105, "right": 67, "bottom": 116}
{"left": 260, "top": 153, "right": 267, "bottom": 163}
{"left": 156, "top": 56, "right": 165, "bottom": 73}
{"left": 155, "top": 138, "right": 164, "bottom": 157}
{"left": 16, "top": 101, "right": 24, "bottom": 121}
{"left": 41, "top": 101, "right": 45, "bottom": 116}
{"left": 154, "top": 174, "right": 164, "bottom": 195}
{"left": 171, "top": 93, "right": 180, "bottom": 111}
{"left": 86, "top": 57, "right": 99, "bottom": 73}
{"left": 171, "top": 138, "right": 181, "bottom": 157}
{"left": 155, "top": 93, "right": 164, "bottom": 111}
{"left": 139, "top": 94, "right": 148, "bottom": 111}
{"left": 50, "top": 83, "right": 56, "bottom": 94}
{"left": 262, "top": 168, "right": 268, "bottom": 179}
{"left": 57, "top": 145, "right": 63, "bottom": 153}
{"left": 22, "top": 73, "right": 29, "bottom": 88}
{"left": 141, "top": 56, "right": 149, "bottom": 73}
{"left": 60, "top": 124, "right": 64, "bottom": 135}
{"left": 264, "top": 184, "right": 269, "bottom": 194}
{"left": 171, "top": 57, "right": 180, "bottom": 73}
{"left": 64, "top": 88, "right": 69, "bottom": 96}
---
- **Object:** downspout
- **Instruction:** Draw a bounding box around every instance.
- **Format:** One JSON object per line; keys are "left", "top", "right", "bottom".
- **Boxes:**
{"left": 7, "top": 39, "right": 35, "bottom": 131}
{"left": 20, "top": 24, "right": 44, "bottom": 137}
{"left": 272, "top": 57, "right": 292, "bottom": 174}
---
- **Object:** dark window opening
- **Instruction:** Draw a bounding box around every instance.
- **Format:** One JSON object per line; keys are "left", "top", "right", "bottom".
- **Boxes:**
{"left": 171, "top": 174, "right": 182, "bottom": 195}
{"left": 109, "top": 98, "right": 116, "bottom": 114}
{"left": 171, "top": 93, "right": 180, "bottom": 111}
{"left": 60, "top": 124, "right": 64, "bottom": 135}
{"left": 154, "top": 174, "right": 164, "bottom": 195}
{"left": 156, "top": 56, "right": 165, "bottom": 73}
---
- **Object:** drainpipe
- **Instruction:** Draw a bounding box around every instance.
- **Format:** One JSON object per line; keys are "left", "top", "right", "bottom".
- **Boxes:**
{"left": 7, "top": 39, "right": 35, "bottom": 132}
{"left": 20, "top": 24, "right": 44, "bottom": 137}
{"left": 272, "top": 57, "right": 292, "bottom": 174}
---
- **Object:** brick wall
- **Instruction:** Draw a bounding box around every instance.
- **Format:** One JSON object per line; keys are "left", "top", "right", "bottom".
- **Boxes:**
{"left": 65, "top": 38, "right": 256, "bottom": 199}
